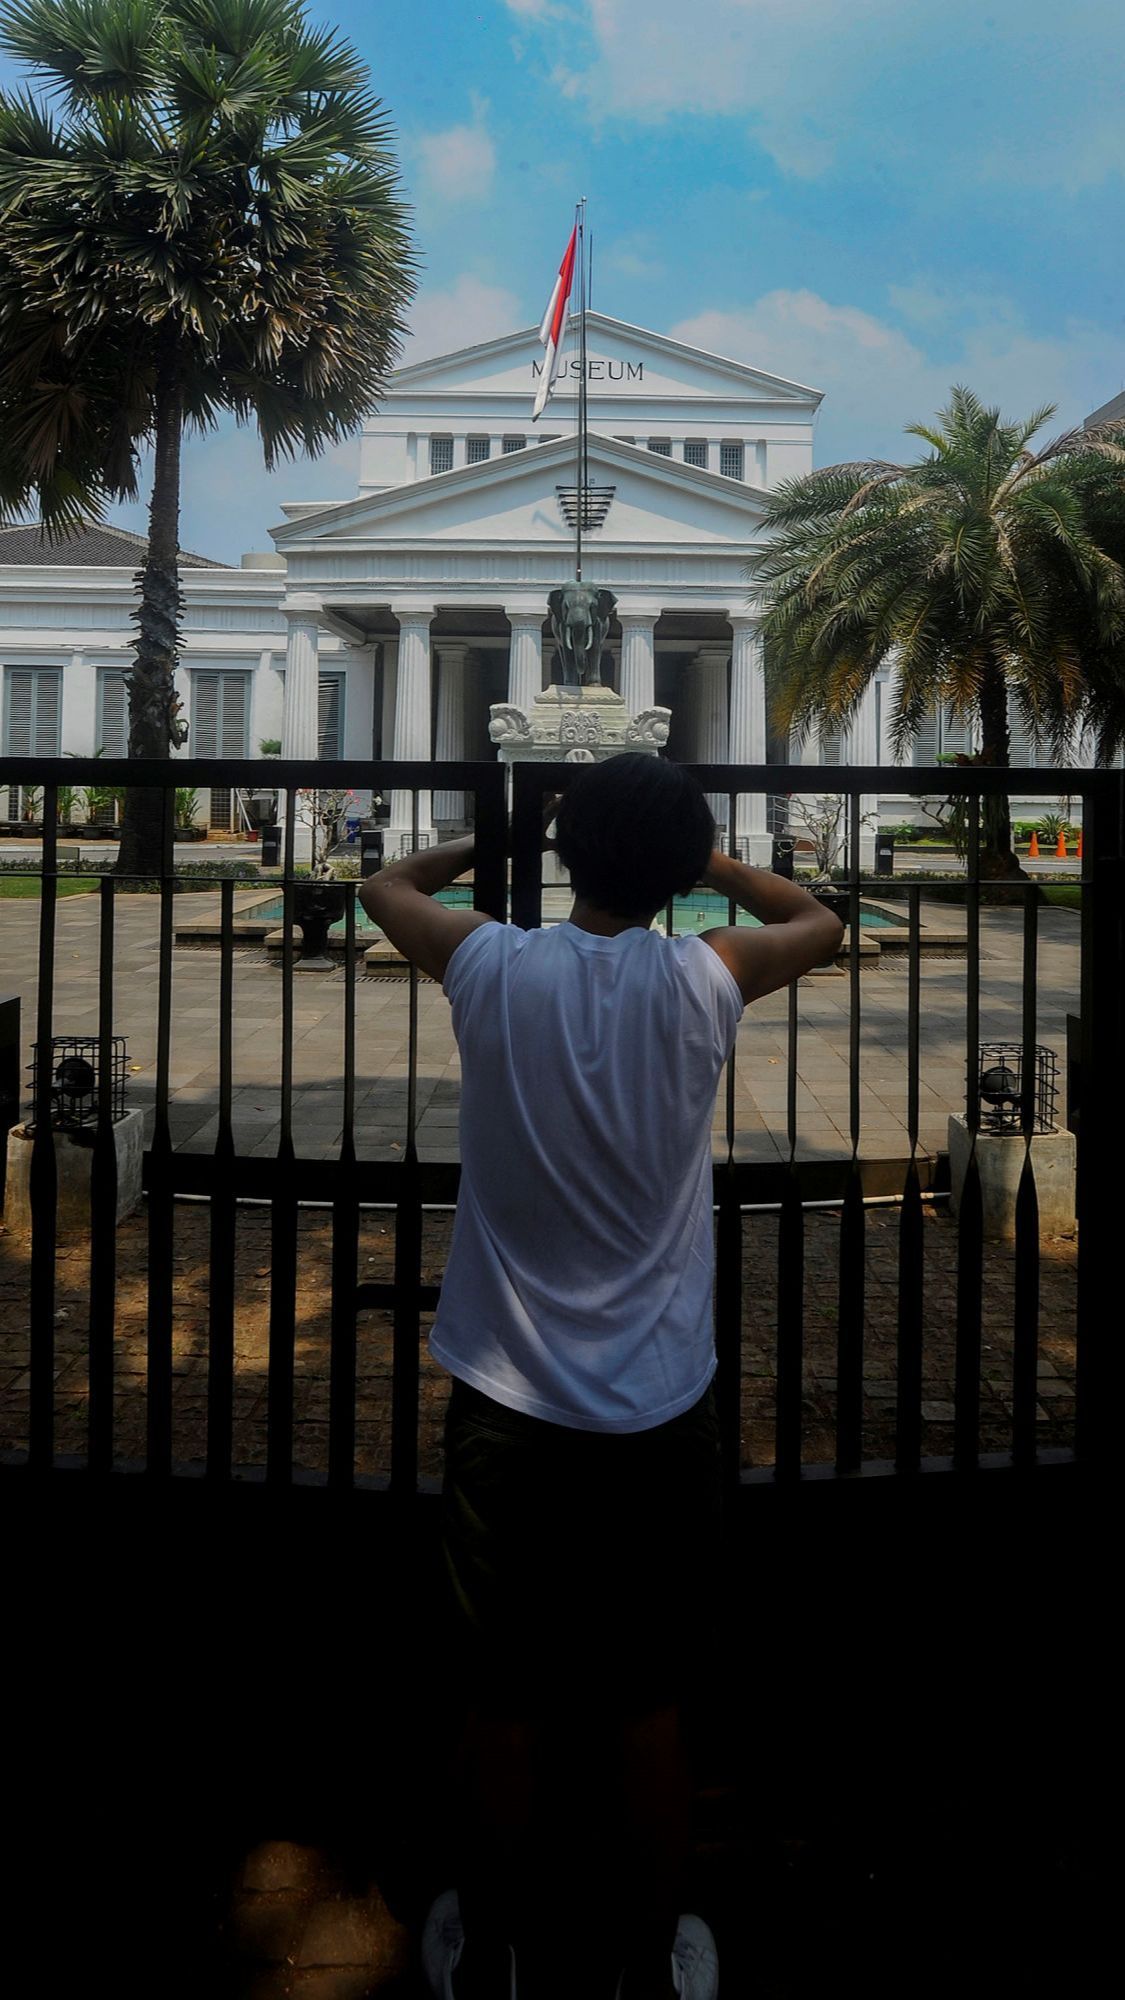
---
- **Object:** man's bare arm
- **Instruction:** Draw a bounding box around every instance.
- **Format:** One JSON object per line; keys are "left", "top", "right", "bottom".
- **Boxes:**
{"left": 697, "top": 850, "right": 845, "bottom": 1002}
{"left": 358, "top": 835, "right": 495, "bottom": 982}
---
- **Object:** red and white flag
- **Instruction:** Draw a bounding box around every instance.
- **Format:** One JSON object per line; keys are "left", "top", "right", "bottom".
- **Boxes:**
{"left": 532, "top": 223, "right": 578, "bottom": 422}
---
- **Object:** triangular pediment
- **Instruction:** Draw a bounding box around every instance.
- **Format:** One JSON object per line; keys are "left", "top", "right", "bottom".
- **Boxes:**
{"left": 383, "top": 311, "right": 821, "bottom": 408}
{"left": 271, "top": 434, "right": 771, "bottom": 552}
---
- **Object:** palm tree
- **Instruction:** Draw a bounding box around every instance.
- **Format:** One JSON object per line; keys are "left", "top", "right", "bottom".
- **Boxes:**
{"left": 758, "top": 387, "right": 1125, "bottom": 874}
{"left": 0, "top": 0, "right": 415, "bottom": 874}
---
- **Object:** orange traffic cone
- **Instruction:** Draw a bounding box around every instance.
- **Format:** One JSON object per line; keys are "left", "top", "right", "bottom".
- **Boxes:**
{"left": 1055, "top": 829, "right": 1067, "bottom": 858}
{"left": 1077, "top": 828, "right": 1083, "bottom": 860}
{"left": 1028, "top": 830, "right": 1040, "bottom": 858}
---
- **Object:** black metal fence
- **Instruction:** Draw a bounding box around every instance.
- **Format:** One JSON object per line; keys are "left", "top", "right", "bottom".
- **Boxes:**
{"left": 0, "top": 755, "right": 1121, "bottom": 1509}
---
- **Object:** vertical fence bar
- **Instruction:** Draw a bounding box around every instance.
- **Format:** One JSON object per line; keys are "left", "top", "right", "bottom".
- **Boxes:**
{"left": 29, "top": 784, "right": 59, "bottom": 1469}
{"left": 1011, "top": 892, "right": 1040, "bottom": 1464}
{"left": 1075, "top": 776, "right": 1124, "bottom": 1464}
{"left": 775, "top": 979, "right": 804, "bottom": 1479}
{"left": 207, "top": 877, "right": 237, "bottom": 1479}
{"left": 511, "top": 763, "right": 549, "bottom": 931}
{"left": 267, "top": 794, "right": 298, "bottom": 1484}
{"left": 473, "top": 767, "right": 508, "bottom": 921}
{"left": 329, "top": 882, "right": 359, "bottom": 1488}
{"left": 715, "top": 791, "right": 742, "bottom": 1489}
{"left": 836, "top": 789, "right": 865, "bottom": 1472}
{"left": 391, "top": 789, "right": 422, "bottom": 1496}
{"left": 895, "top": 883, "right": 924, "bottom": 1473}
{"left": 146, "top": 786, "right": 176, "bottom": 1476}
{"left": 88, "top": 876, "right": 118, "bottom": 1473}
{"left": 953, "top": 793, "right": 984, "bottom": 1470}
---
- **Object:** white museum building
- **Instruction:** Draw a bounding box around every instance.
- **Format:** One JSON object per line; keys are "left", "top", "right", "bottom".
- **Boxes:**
{"left": 0, "top": 311, "right": 1080, "bottom": 857}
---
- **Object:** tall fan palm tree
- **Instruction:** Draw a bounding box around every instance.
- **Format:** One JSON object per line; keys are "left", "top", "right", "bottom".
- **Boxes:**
{"left": 759, "top": 388, "right": 1125, "bottom": 874}
{"left": 0, "top": 0, "right": 415, "bottom": 873}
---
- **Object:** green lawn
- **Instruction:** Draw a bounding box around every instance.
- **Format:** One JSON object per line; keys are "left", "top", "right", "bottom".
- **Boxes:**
{"left": 0, "top": 876, "right": 100, "bottom": 898}
{"left": 1040, "top": 885, "right": 1082, "bottom": 910}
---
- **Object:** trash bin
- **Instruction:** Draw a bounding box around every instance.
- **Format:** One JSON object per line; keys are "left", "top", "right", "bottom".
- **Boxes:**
{"left": 345, "top": 816, "right": 361, "bottom": 845}
{"left": 771, "top": 837, "right": 796, "bottom": 879}
{"left": 261, "top": 825, "right": 282, "bottom": 867}
{"left": 360, "top": 829, "right": 384, "bottom": 879}
{"left": 875, "top": 832, "right": 896, "bottom": 877}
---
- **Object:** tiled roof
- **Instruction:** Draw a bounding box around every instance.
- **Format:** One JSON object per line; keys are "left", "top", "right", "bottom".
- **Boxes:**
{"left": 0, "top": 520, "right": 227, "bottom": 568}
{"left": 1086, "top": 389, "right": 1125, "bottom": 429}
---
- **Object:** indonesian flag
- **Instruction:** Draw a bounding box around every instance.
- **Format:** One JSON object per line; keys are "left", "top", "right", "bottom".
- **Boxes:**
{"left": 532, "top": 224, "right": 578, "bottom": 421}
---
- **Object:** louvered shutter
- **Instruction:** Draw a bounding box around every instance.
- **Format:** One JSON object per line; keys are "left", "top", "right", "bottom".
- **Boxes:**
{"left": 911, "top": 707, "right": 939, "bottom": 765}
{"left": 33, "top": 671, "right": 61, "bottom": 754}
{"left": 97, "top": 671, "right": 128, "bottom": 756}
{"left": 939, "top": 706, "right": 972, "bottom": 759}
{"left": 820, "top": 724, "right": 843, "bottom": 765}
{"left": 1007, "top": 700, "right": 1036, "bottom": 768}
{"left": 193, "top": 672, "right": 219, "bottom": 756}
{"left": 4, "top": 669, "right": 34, "bottom": 754}
{"left": 219, "top": 674, "right": 248, "bottom": 758}
{"left": 318, "top": 675, "right": 342, "bottom": 759}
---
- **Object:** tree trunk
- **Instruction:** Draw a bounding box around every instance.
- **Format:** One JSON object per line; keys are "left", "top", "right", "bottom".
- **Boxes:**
{"left": 976, "top": 659, "right": 1024, "bottom": 881}
{"left": 116, "top": 327, "right": 185, "bottom": 879}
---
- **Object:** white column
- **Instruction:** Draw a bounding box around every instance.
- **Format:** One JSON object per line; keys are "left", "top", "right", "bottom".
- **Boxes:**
{"left": 507, "top": 614, "right": 544, "bottom": 710}
{"left": 728, "top": 616, "right": 770, "bottom": 859}
{"left": 691, "top": 645, "right": 730, "bottom": 832}
{"left": 618, "top": 615, "right": 656, "bottom": 718}
{"left": 60, "top": 650, "right": 96, "bottom": 757}
{"left": 282, "top": 614, "right": 320, "bottom": 758}
{"left": 389, "top": 611, "right": 434, "bottom": 851}
{"left": 434, "top": 644, "right": 468, "bottom": 824}
{"left": 847, "top": 678, "right": 879, "bottom": 871}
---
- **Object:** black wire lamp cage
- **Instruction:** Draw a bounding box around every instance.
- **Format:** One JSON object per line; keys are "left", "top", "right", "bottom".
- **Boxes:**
{"left": 29, "top": 1035, "right": 128, "bottom": 1135}
{"left": 975, "top": 1043, "right": 1059, "bottom": 1135}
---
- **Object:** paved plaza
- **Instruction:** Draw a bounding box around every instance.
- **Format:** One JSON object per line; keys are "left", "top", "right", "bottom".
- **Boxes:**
{"left": 0, "top": 885, "right": 1082, "bottom": 1164}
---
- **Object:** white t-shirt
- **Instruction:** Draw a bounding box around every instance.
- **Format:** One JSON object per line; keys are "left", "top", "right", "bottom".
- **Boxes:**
{"left": 430, "top": 920, "right": 743, "bottom": 1433}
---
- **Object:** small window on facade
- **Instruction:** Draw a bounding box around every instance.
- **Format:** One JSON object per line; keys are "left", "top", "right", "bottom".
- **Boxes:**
{"left": 430, "top": 435, "right": 454, "bottom": 474}
{"left": 648, "top": 438, "right": 672, "bottom": 456}
{"left": 318, "top": 674, "right": 344, "bottom": 760}
{"left": 467, "top": 436, "right": 490, "bottom": 464}
{"left": 720, "top": 441, "right": 744, "bottom": 480}
{"left": 502, "top": 435, "right": 526, "bottom": 454}
{"left": 96, "top": 668, "right": 129, "bottom": 757}
{"left": 683, "top": 439, "right": 707, "bottom": 468}
{"left": 192, "top": 670, "right": 249, "bottom": 759}
{"left": 2, "top": 665, "right": 62, "bottom": 757}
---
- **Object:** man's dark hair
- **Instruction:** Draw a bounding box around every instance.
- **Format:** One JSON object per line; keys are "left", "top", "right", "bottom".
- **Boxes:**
{"left": 553, "top": 754, "right": 715, "bottom": 917}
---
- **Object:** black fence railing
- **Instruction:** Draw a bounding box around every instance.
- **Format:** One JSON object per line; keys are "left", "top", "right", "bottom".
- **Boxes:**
{"left": 0, "top": 756, "right": 1121, "bottom": 1505}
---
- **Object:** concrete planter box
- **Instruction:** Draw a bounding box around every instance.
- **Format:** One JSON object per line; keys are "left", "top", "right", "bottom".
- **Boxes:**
{"left": 4, "top": 1108, "right": 145, "bottom": 1237}
{"left": 948, "top": 1114, "right": 1076, "bottom": 1240}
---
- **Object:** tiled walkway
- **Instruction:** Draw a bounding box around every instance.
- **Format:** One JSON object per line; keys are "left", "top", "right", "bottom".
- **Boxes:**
{"left": 0, "top": 888, "right": 1082, "bottom": 1162}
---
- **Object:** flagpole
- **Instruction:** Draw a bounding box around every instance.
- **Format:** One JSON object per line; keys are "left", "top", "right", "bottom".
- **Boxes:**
{"left": 576, "top": 196, "right": 587, "bottom": 583}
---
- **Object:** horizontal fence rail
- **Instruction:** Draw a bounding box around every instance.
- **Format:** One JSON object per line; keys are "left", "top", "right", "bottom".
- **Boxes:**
{"left": 0, "top": 756, "right": 1121, "bottom": 1500}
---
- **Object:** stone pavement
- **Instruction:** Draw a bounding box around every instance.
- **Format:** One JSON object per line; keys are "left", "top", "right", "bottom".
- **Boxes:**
{"left": 0, "top": 888, "right": 1082, "bottom": 1164}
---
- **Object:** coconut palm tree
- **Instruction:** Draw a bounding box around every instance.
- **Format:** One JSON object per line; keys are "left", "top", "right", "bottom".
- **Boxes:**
{"left": 0, "top": 0, "right": 415, "bottom": 873}
{"left": 759, "top": 388, "right": 1125, "bottom": 874}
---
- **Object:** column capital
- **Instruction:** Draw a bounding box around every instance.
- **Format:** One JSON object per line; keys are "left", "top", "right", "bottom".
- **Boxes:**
{"left": 281, "top": 595, "right": 324, "bottom": 624}
{"left": 691, "top": 643, "right": 731, "bottom": 672}
{"left": 618, "top": 611, "right": 657, "bottom": 631}
{"left": 728, "top": 612, "right": 762, "bottom": 637}
{"left": 390, "top": 604, "right": 435, "bottom": 631}
{"left": 505, "top": 609, "right": 547, "bottom": 633}
{"left": 435, "top": 641, "right": 471, "bottom": 669}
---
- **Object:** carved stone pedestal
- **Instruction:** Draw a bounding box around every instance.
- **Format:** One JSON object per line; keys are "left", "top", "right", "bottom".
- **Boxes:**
{"left": 489, "top": 684, "right": 671, "bottom": 767}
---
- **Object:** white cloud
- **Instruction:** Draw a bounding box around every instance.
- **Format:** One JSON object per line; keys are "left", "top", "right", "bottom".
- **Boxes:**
{"left": 670, "top": 289, "right": 1123, "bottom": 464}
{"left": 402, "top": 274, "right": 525, "bottom": 364}
{"left": 414, "top": 100, "right": 496, "bottom": 205}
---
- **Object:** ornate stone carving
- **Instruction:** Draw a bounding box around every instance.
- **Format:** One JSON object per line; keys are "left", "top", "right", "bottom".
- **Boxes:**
{"left": 487, "top": 704, "right": 533, "bottom": 746}
{"left": 625, "top": 707, "right": 671, "bottom": 747}
{"left": 559, "top": 708, "right": 604, "bottom": 745}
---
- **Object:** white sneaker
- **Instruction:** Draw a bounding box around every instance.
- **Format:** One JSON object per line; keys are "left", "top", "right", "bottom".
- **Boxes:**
{"left": 421, "top": 1889, "right": 518, "bottom": 1999}
{"left": 614, "top": 1915, "right": 720, "bottom": 2000}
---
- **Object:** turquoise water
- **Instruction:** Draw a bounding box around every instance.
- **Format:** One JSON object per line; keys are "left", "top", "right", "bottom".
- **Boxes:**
{"left": 250, "top": 887, "right": 898, "bottom": 938}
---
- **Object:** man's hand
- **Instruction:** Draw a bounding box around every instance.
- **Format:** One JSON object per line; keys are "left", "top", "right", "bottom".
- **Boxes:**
{"left": 358, "top": 834, "right": 495, "bottom": 983}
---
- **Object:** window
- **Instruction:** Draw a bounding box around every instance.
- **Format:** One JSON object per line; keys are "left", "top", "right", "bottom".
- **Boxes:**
{"left": 318, "top": 674, "right": 345, "bottom": 760}
{"left": 430, "top": 435, "right": 454, "bottom": 474}
{"left": 648, "top": 438, "right": 672, "bottom": 456}
{"left": 683, "top": 439, "right": 707, "bottom": 468}
{"left": 720, "top": 441, "right": 744, "bottom": 480}
{"left": 96, "top": 669, "right": 129, "bottom": 757}
{"left": 467, "top": 436, "right": 490, "bottom": 464}
{"left": 3, "top": 666, "right": 61, "bottom": 756}
{"left": 502, "top": 435, "right": 526, "bottom": 454}
{"left": 820, "top": 725, "right": 843, "bottom": 765}
{"left": 191, "top": 671, "right": 249, "bottom": 758}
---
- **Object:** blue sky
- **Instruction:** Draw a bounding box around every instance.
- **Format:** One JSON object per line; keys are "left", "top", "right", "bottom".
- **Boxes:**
{"left": 3, "top": 0, "right": 1123, "bottom": 558}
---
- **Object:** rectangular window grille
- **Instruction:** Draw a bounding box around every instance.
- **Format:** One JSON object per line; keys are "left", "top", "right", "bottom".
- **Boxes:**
{"left": 430, "top": 435, "right": 454, "bottom": 474}
{"left": 502, "top": 435, "right": 526, "bottom": 454}
{"left": 209, "top": 787, "right": 233, "bottom": 831}
{"left": 720, "top": 442, "right": 744, "bottom": 480}
{"left": 96, "top": 668, "right": 129, "bottom": 757}
{"left": 192, "top": 671, "right": 249, "bottom": 759}
{"left": 318, "top": 674, "right": 344, "bottom": 760}
{"left": 683, "top": 440, "right": 708, "bottom": 467}
{"left": 2, "top": 665, "right": 62, "bottom": 757}
{"left": 466, "top": 436, "right": 490, "bottom": 464}
{"left": 648, "top": 438, "right": 672, "bottom": 456}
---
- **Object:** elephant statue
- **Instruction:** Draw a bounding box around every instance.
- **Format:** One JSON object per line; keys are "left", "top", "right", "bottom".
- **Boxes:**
{"left": 547, "top": 584, "right": 617, "bottom": 687}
